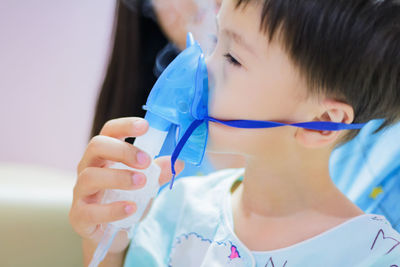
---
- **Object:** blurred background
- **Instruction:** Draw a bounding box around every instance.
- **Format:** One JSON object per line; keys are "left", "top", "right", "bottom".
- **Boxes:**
{"left": 0, "top": 0, "right": 116, "bottom": 265}
{"left": 0, "top": 0, "right": 115, "bottom": 171}
{"left": 0, "top": 0, "right": 219, "bottom": 265}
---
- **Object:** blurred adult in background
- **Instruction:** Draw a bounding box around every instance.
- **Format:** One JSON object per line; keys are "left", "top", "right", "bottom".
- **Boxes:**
{"left": 91, "top": 0, "right": 243, "bottom": 178}
{"left": 91, "top": 0, "right": 220, "bottom": 137}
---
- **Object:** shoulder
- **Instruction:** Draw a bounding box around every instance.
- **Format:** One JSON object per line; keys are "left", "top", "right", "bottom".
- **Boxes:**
{"left": 124, "top": 168, "right": 244, "bottom": 266}
{"left": 361, "top": 215, "right": 400, "bottom": 265}
{"left": 302, "top": 214, "right": 400, "bottom": 265}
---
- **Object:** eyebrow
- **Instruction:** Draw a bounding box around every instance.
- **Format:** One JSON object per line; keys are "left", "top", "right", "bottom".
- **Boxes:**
{"left": 216, "top": 18, "right": 255, "bottom": 55}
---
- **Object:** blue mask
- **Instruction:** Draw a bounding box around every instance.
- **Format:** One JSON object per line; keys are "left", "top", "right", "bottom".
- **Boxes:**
{"left": 143, "top": 33, "right": 366, "bottom": 189}
{"left": 143, "top": 33, "right": 209, "bottom": 175}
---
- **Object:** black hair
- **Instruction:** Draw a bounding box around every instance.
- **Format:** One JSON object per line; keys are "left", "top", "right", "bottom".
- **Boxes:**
{"left": 91, "top": 0, "right": 170, "bottom": 138}
{"left": 237, "top": 0, "right": 400, "bottom": 141}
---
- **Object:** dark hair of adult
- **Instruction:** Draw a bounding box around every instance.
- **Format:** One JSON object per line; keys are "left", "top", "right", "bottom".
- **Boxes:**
{"left": 237, "top": 0, "right": 400, "bottom": 142}
{"left": 91, "top": 0, "right": 169, "bottom": 138}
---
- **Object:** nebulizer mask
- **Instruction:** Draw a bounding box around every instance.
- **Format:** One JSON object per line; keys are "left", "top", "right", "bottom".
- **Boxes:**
{"left": 89, "top": 33, "right": 366, "bottom": 267}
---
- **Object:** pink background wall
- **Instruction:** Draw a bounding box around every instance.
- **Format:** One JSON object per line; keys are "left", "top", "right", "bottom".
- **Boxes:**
{"left": 0, "top": 0, "right": 116, "bottom": 171}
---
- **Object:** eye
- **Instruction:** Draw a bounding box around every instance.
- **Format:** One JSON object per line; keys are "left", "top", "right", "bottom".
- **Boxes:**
{"left": 224, "top": 53, "right": 241, "bottom": 67}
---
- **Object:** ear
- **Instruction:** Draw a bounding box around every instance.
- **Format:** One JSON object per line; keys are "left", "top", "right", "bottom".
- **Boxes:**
{"left": 295, "top": 99, "right": 354, "bottom": 148}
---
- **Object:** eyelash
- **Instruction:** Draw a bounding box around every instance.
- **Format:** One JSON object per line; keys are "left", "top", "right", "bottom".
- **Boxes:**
{"left": 224, "top": 53, "right": 241, "bottom": 67}
{"left": 210, "top": 34, "right": 242, "bottom": 68}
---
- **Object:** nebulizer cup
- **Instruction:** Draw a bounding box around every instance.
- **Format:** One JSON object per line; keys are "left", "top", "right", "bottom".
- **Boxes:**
{"left": 88, "top": 33, "right": 209, "bottom": 267}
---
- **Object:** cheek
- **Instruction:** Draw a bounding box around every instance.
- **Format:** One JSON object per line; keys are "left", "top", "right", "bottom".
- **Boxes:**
{"left": 208, "top": 87, "right": 238, "bottom": 119}
{"left": 208, "top": 64, "right": 250, "bottom": 119}
{"left": 207, "top": 120, "right": 295, "bottom": 156}
{"left": 208, "top": 70, "right": 270, "bottom": 120}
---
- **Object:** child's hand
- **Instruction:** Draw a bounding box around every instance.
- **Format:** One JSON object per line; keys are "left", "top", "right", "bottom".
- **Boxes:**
{"left": 69, "top": 117, "right": 184, "bottom": 255}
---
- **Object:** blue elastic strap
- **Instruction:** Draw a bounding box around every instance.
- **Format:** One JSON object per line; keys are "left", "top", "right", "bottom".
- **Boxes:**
{"left": 169, "top": 117, "right": 367, "bottom": 189}
{"left": 170, "top": 119, "right": 205, "bottom": 189}
{"left": 206, "top": 117, "right": 366, "bottom": 130}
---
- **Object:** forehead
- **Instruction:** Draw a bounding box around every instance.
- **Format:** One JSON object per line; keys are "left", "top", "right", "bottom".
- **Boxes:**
{"left": 218, "top": 0, "right": 259, "bottom": 28}
{"left": 218, "top": 0, "right": 268, "bottom": 52}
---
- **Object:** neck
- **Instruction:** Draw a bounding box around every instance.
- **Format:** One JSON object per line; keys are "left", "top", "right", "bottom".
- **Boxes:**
{"left": 235, "top": 146, "right": 359, "bottom": 219}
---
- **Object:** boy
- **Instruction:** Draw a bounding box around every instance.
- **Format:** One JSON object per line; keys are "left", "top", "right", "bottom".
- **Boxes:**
{"left": 71, "top": 0, "right": 400, "bottom": 265}
{"left": 126, "top": 0, "right": 400, "bottom": 265}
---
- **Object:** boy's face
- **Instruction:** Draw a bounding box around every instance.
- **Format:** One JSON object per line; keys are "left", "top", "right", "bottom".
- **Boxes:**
{"left": 206, "top": 0, "right": 317, "bottom": 155}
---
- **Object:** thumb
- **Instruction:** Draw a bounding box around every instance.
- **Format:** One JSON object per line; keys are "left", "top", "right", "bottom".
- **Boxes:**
{"left": 153, "top": 156, "right": 185, "bottom": 186}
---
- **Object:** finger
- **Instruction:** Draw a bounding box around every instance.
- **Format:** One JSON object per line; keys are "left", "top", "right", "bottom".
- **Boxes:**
{"left": 100, "top": 117, "right": 149, "bottom": 140}
{"left": 154, "top": 156, "right": 185, "bottom": 186}
{"left": 74, "top": 167, "right": 147, "bottom": 199}
{"left": 78, "top": 135, "right": 151, "bottom": 172}
{"left": 78, "top": 201, "right": 137, "bottom": 227}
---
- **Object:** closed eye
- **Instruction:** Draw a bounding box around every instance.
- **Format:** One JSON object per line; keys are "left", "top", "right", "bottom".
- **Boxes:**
{"left": 224, "top": 53, "right": 241, "bottom": 67}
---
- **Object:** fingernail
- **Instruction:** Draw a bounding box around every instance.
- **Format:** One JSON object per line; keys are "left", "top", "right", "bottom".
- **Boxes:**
{"left": 124, "top": 204, "right": 135, "bottom": 214}
{"left": 132, "top": 173, "right": 144, "bottom": 185}
{"left": 134, "top": 119, "right": 147, "bottom": 130}
{"left": 137, "top": 151, "right": 149, "bottom": 166}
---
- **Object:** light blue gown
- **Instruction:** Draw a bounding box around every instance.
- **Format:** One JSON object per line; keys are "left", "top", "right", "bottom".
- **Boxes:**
{"left": 330, "top": 119, "right": 400, "bottom": 231}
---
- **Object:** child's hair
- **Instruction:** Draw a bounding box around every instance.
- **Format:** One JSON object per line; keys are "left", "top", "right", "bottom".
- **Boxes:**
{"left": 236, "top": 0, "right": 400, "bottom": 142}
